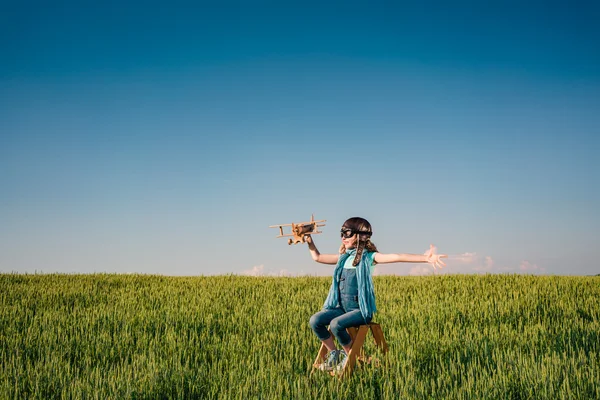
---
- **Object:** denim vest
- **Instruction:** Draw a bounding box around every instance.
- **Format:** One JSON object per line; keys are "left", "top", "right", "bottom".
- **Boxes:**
{"left": 337, "top": 267, "right": 360, "bottom": 312}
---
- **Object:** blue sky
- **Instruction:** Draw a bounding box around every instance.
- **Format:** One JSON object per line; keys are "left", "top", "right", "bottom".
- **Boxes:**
{"left": 1, "top": 1, "right": 599, "bottom": 276}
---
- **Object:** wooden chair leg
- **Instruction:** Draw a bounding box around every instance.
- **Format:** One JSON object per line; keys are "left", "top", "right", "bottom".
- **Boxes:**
{"left": 345, "top": 326, "right": 365, "bottom": 360}
{"left": 312, "top": 342, "right": 329, "bottom": 367}
{"left": 312, "top": 328, "right": 333, "bottom": 370}
{"left": 341, "top": 325, "right": 369, "bottom": 377}
{"left": 370, "top": 323, "right": 389, "bottom": 354}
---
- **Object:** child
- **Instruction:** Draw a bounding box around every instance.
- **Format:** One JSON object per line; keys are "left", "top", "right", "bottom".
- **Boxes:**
{"left": 306, "top": 217, "right": 447, "bottom": 372}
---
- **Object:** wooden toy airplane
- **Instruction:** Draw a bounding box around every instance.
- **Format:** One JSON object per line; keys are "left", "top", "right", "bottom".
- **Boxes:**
{"left": 269, "top": 214, "right": 326, "bottom": 245}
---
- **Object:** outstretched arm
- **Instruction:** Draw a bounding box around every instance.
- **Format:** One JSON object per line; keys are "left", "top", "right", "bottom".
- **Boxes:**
{"left": 305, "top": 235, "right": 339, "bottom": 265}
{"left": 374, "top": 244, "right": 447, "bottom": 269}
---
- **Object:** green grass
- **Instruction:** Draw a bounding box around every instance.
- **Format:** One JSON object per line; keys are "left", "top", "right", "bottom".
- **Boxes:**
{"left": 1, "top": 274, "right": 598, "bottom": 399}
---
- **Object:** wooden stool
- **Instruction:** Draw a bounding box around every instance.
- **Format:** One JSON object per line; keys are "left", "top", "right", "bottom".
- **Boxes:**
{"left": 312, "top": 322, "right": 388, "bottom": 377}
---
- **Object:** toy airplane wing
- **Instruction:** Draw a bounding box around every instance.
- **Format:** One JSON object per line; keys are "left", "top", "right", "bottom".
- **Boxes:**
{"left": 269, "top": 214, "right": 326, "bottom": 245}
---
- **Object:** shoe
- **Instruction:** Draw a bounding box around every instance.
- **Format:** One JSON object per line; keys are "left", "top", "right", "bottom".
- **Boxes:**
{"left": 318, "top": 349, "right": 341, "bottom": 371}
{"left": 334, "top": 350, "right": 348, "bottom": 373}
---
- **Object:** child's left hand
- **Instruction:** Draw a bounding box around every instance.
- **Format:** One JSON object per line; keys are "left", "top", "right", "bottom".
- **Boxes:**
{"left": 424, "top": 244, "right": 447, "bottom": 270}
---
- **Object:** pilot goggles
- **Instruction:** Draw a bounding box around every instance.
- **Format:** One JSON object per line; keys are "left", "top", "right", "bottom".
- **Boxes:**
{"left": 340, "top": 228, "right": 372, "bottom": 239}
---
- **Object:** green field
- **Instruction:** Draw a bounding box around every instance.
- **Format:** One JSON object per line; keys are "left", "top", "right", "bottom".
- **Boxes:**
{"left": 1, "top": 274, "right": 598, "bottom": 399}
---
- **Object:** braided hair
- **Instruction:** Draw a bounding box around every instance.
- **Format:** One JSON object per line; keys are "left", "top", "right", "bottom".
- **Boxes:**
{"left": 339, "top": 217, "right": 379, "bottom": 266}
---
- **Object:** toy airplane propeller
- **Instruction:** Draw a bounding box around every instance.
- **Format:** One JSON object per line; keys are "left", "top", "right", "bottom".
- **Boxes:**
{"left": 269, "top": 214, "right": 326, "bottom": 245}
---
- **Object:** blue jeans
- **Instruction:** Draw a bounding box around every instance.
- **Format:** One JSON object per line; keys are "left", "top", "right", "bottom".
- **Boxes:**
{"left": 309, "top": 308, "right": 370, "bottom": 347}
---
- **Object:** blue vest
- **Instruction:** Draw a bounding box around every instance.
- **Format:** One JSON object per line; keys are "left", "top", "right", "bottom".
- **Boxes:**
{"left": 323, "top": 249, "right": 377, "bottom": 321}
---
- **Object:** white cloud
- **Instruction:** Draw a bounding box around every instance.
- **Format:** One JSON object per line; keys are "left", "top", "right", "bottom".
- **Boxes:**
{"left": 372, "top": 265, "right": 398, "bottom": 276}
{"left": 445, "top": 252, "right": 496, "bottom": 274}
{"left": 408, "top": 265, "right": 434, "bottom": 276}
{"left": 472, "top": 256, "right": 495, "bottom": 273}
{"left": 519, "top": 260, "right": 546, "bottom": 274}
{"left": 240, "top": 264, "right": 293, "bottom": 277}
{"left": 451, "top": 252, "right": 478, "bottom": 263}
{"left": 445, "top": 253, "right": 546, "bottom": 275}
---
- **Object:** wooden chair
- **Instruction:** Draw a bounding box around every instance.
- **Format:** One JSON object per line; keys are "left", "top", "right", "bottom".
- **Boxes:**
{"left": 312, "top": 322, "right": 388, "bottom": 377}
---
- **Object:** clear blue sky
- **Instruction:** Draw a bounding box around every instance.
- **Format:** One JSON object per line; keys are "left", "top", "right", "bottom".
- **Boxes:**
{"left": 1, "top": 1, "right": 599, "bottom": 276}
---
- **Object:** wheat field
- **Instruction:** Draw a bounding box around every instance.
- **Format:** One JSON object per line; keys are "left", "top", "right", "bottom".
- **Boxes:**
{"left": 1, "top": 273, "right": 598, "bottom": 399}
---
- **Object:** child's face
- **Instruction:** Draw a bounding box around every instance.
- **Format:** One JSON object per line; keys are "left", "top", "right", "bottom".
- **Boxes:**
{"left": 341, "top": 232, "right": 358, "bottom": 249}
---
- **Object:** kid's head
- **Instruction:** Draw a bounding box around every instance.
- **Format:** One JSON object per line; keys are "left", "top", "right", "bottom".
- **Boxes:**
{"left": 339, "top": 217, "right": 378, "bottom": 262}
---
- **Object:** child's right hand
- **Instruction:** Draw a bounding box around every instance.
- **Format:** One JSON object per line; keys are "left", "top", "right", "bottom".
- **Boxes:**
{"left": 305, "top": 234, "right": 313, "bottom": 244}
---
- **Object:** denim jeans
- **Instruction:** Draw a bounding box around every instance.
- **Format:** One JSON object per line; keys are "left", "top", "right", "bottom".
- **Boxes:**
{"left": 309, "top": 308, "right": 370, "bottom": 346}
{"left": 309, "top": 268, "right": 371, "bottom": 347}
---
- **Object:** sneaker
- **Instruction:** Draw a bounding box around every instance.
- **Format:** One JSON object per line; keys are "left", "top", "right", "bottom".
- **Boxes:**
{"left": 318, "top": 349, "right": 341, "bottom": 371}
{"left": 334, "top": 350, "right": 348, "bottom": 373}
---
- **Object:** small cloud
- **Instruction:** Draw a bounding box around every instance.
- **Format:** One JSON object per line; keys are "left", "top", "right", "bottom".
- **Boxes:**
{"left": 372, "top": 265, "right": 401, "bottom": 276}
{"left": 409, "top": 265, "right": 434, "bottom": 276}
{"left": 241, "top": 265, "right": 265, "bottom": 276}
{"left": 519, "top": 260, "right": 546, "bottom": 274}
{"left": 450, "top": 252, "right": 478, "bottom": 263}
{"left": 472, "top": 256, "right": 495, "bottom": 273}
{"left": 446, "top": 252, "right": 496, "bottom": 274}
{"left": 241, "top": 264, "right": 293, "bottom": 277}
